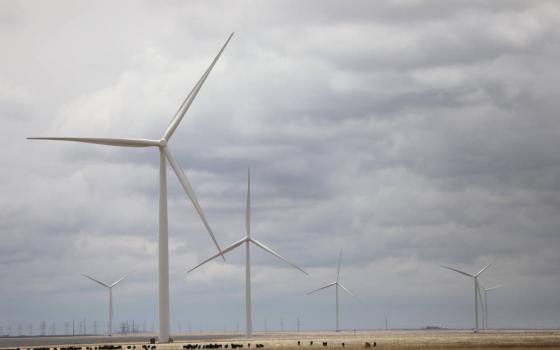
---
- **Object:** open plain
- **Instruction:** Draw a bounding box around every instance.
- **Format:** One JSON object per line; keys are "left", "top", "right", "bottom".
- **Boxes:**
{"left": 2, "top": 330, "right": 560, "bottom": 350}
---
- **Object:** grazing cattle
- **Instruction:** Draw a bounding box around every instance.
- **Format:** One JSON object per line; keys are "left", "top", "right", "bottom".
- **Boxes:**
{"left": 322, "top": 343, "right": 327, "bottom": 347}
{"left": 342, "top": 343, "right": 345, "bottom": 347}
{"left": 297, "top": 341, "right": 301, "bottom": 346}
{"left": 364, "top": 343, "right": 371, "bottom": 348}
{"left": 309, "top": 342, "right": 313, "bottom": 346}
{"left": 373, "top": 343, "right": 376, "bottom": 347}
{"left": 255, "top": 345, "right": 264, "bottom": 348}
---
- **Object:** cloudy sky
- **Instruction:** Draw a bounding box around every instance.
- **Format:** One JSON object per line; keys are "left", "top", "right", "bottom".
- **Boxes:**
{"left": 1, "top": 0, "right": 560, "bottom": 335}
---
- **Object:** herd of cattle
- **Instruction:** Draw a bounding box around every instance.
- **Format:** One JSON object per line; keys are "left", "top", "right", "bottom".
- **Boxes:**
{"left": 0, "top": 340, "right": 378, "bottom": 350}
{"left": 183, "top": 344, "right": 264, "bottom": 349}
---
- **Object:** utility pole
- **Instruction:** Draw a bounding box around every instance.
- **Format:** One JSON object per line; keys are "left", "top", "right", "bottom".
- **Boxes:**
{"left": 385, "top": 315, "right": 388, "bottom": 331}
{"left": 297, "top": 317, "right": 300, "bottom": 332}
{"left": 280, "top": 318, "right": 284, "bottom": 332}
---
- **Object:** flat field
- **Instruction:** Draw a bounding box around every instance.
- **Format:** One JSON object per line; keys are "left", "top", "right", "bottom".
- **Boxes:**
{"left": 2, "top": 330, "right": 560, "bottom": 350}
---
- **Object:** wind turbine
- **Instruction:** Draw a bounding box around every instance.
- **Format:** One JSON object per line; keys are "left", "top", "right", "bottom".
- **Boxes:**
{"left": 81, "top": 273, "right": 131, "bottom": 336}
{"left": 28, "top": 33, "right": 235, "bottom": 342}
{"left": 307, "top": 251, "right": 355, "bottom": 332}
{"left": 188, "top": 168, "right": 308, "bottom": 338}
{"left": 481, "top": 284, "right": 501, "bottom": 330}
{"left": 440, "top": 263, "right": 492, "bottom": 332}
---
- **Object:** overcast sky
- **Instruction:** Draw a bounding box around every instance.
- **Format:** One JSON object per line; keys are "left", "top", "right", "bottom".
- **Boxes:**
{"left": 1, "top": 0, "right": 560, "bottom": 335}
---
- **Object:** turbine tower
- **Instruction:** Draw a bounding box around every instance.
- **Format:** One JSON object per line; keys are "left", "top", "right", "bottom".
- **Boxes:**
{"left": 481, "top": 284, "right": 501, "bottom": 330}
{"left": 307, "top": 251, "right": 356, "bottom": 332}
{"left": 188, "top": 168, "right": 308, "bottom": 338}
{"left": 440, "top": 263, "right": 492, "bottom": 332}
{"left": 81, "top": 273, "right": 131, "bottom": 336}
{"left": 28, "top": 33, "right": 235, "bottom": 342}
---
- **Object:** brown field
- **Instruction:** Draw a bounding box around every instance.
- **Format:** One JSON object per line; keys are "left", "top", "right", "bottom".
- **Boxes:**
{"left": 2, "top": 330, "right": 560, "bottom": 350}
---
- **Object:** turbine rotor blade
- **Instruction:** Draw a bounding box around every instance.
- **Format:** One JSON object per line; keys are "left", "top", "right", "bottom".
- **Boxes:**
{"left": 476, "top": 263, "right": 492, "bottom": 277}
{"left": 110, "top": 272, "right": 133, "bottom": 288}
{"left": 336, "top": 250, "right": 343, "bottom": 282}
{"left": 246, "top": 168, "right": 250, "bottom": 237}
{"left": 164, "top": 146, "right": 224, "bottom": 260}
{"left": 81, "top": 274, "right": 110, "bottom": 288}
{"left": 250, "top": 238, "right": 308, "bottom": 275}
{"left": 338, "top": 283, "right": 356, "bottom": 297}
{"left": 163, "top": 32, "right": 235, "bottom": 141}
{"left": 485, "top": 285, "right": 502, "bottom": 291}
{"left": 307, "top": 282, "right": 336, "bottom": 295}
{"left": 440, "top": 264, "right": 474, "bottom": 278}
{"left": 188, "top": 237, "right": 248, "bottom": 273}
{"left": 27, "top": 137, "right": 160, "bottom": 147}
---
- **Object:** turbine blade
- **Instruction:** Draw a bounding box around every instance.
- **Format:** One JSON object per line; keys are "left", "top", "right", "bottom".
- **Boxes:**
{"left": 250, "top": 238, "right": 308, "bottom": 275}
{"left": 110, "top": 272, "right": 133, "bottom": 288}
{"left": 163, "top": 32, "right": 235, "bottom": 141}
{"left": 485, "top": 285, "right": 502, "bottom": 291}
{"left": 338, "top": 283, "right": 356, "bottom": 297}
{"left": 164, "top": 146, "right": 224, "bottom": 260}
{"left": 475, "top": 263, "right": 492, "bottom": 277}
{"left": 336, "top": 250, "right": 343, "bottom": 283}
{"left": 307, "top": 282, "right": 336, "bottom": 295}
{"left": 246, "top": 168, "right": 250, "bottom": 237}
{"left": 187, "top": 237, "right": 248, "bottom": 273}
{"left": 440, "top": 265, "right": 474, "bottom": 278}
{"left": 27, "top": 137, "right": 160, "bottom": 147}
{"left": 81, "top": 274, "right": 110, "bottom": 288}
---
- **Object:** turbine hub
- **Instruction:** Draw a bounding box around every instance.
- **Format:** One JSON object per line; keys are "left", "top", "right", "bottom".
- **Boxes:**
{"left": 159, "top": 138, "right": 167, "bottom": 147}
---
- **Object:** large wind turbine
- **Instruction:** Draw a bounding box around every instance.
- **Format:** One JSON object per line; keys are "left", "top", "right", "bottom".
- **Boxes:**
{"left": 481, "top": 284, "right": 501, "bottom": 330}
{"left": 188, "top": 168, "right": 308, "bottom": 338}
{"left": 28, "top": 33, "right": 235, "bottom": 342}
{"left": 307, "top": 251, "right": 355, "bottom": 332}
{"left": 81, "top": 273, "right": 131, "bottom": 336}
{"left": 440, "top": 263, "right": 492, "bottom": 332}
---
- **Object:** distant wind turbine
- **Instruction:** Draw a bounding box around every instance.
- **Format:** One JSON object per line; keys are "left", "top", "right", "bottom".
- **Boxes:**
{"left": 82, "top": 273, "right": 131, "bottom": 336}
{"left": 28, "top": 33, "right": 235, "bottom": 342}
{"left": 440, "top": 263, "right": 492, "bottom": 332}
{"left": 188, "top": 168, "right": 308, "bottom": 338}
{"left": 481, "top": 284, "right": 501, "bottom": 330}
{"left": 307, "top": 251, "right": 356, "bottom": 332}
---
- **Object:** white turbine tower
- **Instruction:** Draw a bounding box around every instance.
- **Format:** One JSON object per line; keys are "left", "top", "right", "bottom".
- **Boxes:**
{"left": 481, "top": 284, "right": 501, "bottom": 330}
{"left": 307, "top": 251, "right": 355, "bottom": 332}
{"left": 440, "top": 263, "right": 492, "bottom": 332}
{"left": 81, "top": 273, "right": 131, "bottom": 336}
{"left": 188, "top": 168, "right": 308, "bottom": 338}
{"left": 28, "top": 33, "right": 235, "bottom": 342}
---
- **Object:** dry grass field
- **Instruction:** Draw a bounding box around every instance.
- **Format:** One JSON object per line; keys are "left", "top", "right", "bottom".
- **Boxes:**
{"left": 244, "top": 330, "right": 560, "bottom": 349}
{"left": 2, "top": 330, "right": 560, "bottom": 350}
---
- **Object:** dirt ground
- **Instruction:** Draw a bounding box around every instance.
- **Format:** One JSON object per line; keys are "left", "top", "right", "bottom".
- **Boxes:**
{"left": 2, "top": 330, "right": 560, "bottom": 350}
